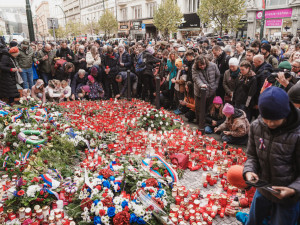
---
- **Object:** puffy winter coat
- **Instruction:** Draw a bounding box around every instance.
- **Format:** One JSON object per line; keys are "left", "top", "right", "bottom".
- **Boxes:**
{"left": 243, "top": 103, "right": 300, "bottom": 204}
{"left": 217, "top": 108, "right": 249, "bottom": 137}
{"left": 118, "top": 51, "right": 132, "bottom": 72}
{"left": 192, "top": 62, "right": 220, "bottom": 98}
{"left": 102, "top": 53, "right": 119, "bottom": 79}
{"left": 17, "top": 46, "right": 36, "bottom": 69}
{"left": 0, "top": 53, "right": 20, "bottom": 98}
{"left": 223, "top": 69, "right": 239, "bottom": 96}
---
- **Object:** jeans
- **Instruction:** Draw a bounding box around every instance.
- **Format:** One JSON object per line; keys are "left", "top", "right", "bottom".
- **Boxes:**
{"left": 21, "top": 68, "right": 33, "bottom": 89}
{"left": 40, "top": 72, "right": 51, "bottom": 86}
{"left": 246, "top": 190, "right": 300, "bottom": 225}
{"left": 221, "top": 132, "right": 248, "bottom": 145}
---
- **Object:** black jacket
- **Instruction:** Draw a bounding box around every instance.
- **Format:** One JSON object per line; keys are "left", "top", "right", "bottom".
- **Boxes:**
{"left": 143, "top": 50, "right": 160, "bottom": 77}
{"left": 243, "top": 103, "right": 300, "bottom": 204}
{"left": 0, "top": 53, "right": 20, "bottom": 98}
{"left": 215, "top": 51, "right": 230, "bottom": 75}
{"left": 118, "top": 71, "right": 137, "bottom": 96}
{"left": 118, "top": 51, "right": 132, "bottom": 72}
{"left": 56, "top": 47, "right": 74, "bottom": 62}
{"left": 254, "top": 62, "right": 273, "bottom": 105}
{"left": 185, "top": 59, "right": 194, "bottom": 82}
{"left": 71, "top": 72, "right": 88, "bottom": 95}
{"left": 233, "top": 75, "right": 257, "bottom": 108}
{"left": 102, "top": 53, "right": 119, "bottom": 79}
{"left": 205, "top": 108, "right": 225, "bottom": 127}
{"left": 74, "top": 52, "right": 87, "bottom": 72}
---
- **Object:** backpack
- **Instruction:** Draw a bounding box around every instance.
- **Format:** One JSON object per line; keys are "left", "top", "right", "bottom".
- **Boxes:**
{"left": 135, "top": 53, "right": 146, "bottom": 72}
{"left": 54, "top": 59, "right": 67, "bottom": 70}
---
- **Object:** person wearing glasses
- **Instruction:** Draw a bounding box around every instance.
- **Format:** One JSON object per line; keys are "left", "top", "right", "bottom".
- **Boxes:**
{"left": 276, "top": 59, "right": 300, "bottom": 92}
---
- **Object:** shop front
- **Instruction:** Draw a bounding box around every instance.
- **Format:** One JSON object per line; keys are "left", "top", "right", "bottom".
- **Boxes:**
{"left": 178, "top": 13, "right": 201, "bottom": 39}
{"left": 142, "top": 19, "right": 157, "bottom": 39}
{"left": 255, "top": 8, "right": 294, "bottom": 40}
{"left": 118, "top": 22, "right": 130, "bottom": 38}
{"left": 129, "top": 20, "right": 145, "bottom": 41}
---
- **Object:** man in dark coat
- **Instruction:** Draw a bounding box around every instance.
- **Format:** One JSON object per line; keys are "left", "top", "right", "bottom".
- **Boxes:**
{"left": 252, "top": 54, "right": 273, "bottom": 118}
{"left": 0, "top": 47, "right": 21, "bottom": 103}
{"left": 212, "top": 45, "right": 230, "bottom": 99}
{"left": 243, "top": 87, "right": 300, "bottom": 225}
{"left": 115, "top": 71, "right": 137, "bottom": 98}
{"left": 102, "top": 46, "right": 119, "bottom": 99}
{"left": 56, "top": 41, "right": 74, "bottom": 62}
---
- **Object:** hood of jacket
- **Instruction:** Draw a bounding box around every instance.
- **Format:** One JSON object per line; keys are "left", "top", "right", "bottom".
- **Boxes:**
{"left": 232, "top": 108, "right": 244, "bottom": 119}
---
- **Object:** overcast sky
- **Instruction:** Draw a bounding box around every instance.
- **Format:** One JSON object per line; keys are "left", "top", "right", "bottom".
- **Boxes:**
{"left": 0, "top": 0, "right": 43, "bottom": 14}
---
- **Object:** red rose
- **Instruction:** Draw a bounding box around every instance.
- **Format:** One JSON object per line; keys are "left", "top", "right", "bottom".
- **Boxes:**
{"left": 11, "top": 131, "right": 16, "bottom": 136}
{"left": 46, "top": 125, "right": 50, "bottom": 130}
{"left": 96, "top": 185, "right": 102, "bottom": 191}
{"left": 43, "top": 160, "right": 48, "bottom": 164}
{"left": 9, "top": 126, "right": 12, "bottom": 130}
{"left": 145, "top": 178, "right": 158, "bottom": 187}
{"left": 34, "top": 149, "right": 38, "bottom": 154}
{"left": 6, "top": 142, "right": 11, "bottom": 146}
{"left": 150, "top": 115, "right": 154, "bottom": 119}
{"left": 162, "top": 118, "right": 166, "bottom": 121}
{"left": 46, "top": 131, "right": 50, "bottom": 134}
{"left": 56, "top": 124, "right": 60, "bottom": 128}
{"left": 113, "top": 211, "right": 130, "bottom": 225}
{"left": 47, "top": 136, "right": 52, "bottom": 141}
{"left": 99, "top": 168, "right": 114, "bottom": 179}
{"left": 101, "top": 197, "right": 114, "bottom": 207}
{"left": 99, "top": 209, "right": 106, "bottom": 216}
{"left": 158, "top": 127, "right": 161, "bottom": 130}
{"left": 146, "top": 123, "right": 149, "bottom": 126}
{"left": 17, "top": 190, "right": 25, "bottom": 196}
{"left": 51, "top": 128, "right": 55, "bottom": 132}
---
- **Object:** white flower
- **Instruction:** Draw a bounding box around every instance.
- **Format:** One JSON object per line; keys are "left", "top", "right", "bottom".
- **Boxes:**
{"left": 143, "top": 117, "right": 147, "bottom": 121}
{"left": 115, "top": 205, "right": 122, "bottom": 213}
{"left": 26, "top": 185, "right": 41, "bottom": 198}
{"left": 144, "top": 214, "right": 152, "bottom": 222}
{"left": 159, "top": 121, "right": 163, "bottom": 125}
{"left": 166, "top": 122, "right": 169, "bottom": 126}
{"left": 13, "top": 142, "right": 18, "bottom": 147}
{"left": 101, "top": 216, "right": 109, "bottom": 224}
{"left": 155, "top": 114, "right": 159, "bottom": 117}
{"left": 146, "top": 114, "right": 150, "bottom": 117}
{"left": 151, "top": 124, "right": 154, "bottom": 128}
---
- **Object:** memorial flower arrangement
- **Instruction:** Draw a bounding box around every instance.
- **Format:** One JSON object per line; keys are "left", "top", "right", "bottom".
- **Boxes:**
{"left": 137, "top": 109, "right": 181, "bottom": 131}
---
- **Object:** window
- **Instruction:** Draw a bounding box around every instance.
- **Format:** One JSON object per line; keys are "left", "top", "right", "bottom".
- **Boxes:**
{"left": 188, "top": 0, "right": 199, "bottom": 13}
{"left": 266, "top": 0, "right": 288, "bottom": 6}
{"left": 120, "top": 8, "right": 127, "bottom": 20}
{"left": 147, "top": 2, "right": 156, "bottom": 18}
{"left": 132, "top": 5, "right": 142, "bottom": 19}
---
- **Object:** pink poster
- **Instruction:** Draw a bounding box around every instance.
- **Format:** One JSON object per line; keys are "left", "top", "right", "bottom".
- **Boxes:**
{"left": 266, "top": 19, "right": 283, "bottom": 27}
{"left": 256, "top": 8, "right": 292, "bottom": 19}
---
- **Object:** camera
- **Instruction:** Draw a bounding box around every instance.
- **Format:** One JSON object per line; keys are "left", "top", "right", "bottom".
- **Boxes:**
{"left": 267, "top": 71, "right": 294, "bottom": 83}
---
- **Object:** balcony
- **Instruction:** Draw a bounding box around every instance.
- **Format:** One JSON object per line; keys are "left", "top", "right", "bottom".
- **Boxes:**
{"left": 118, "top": 0, "right": 127, "bottom": 6}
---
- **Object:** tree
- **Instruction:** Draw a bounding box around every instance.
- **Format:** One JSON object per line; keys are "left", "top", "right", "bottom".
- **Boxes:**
{"left": 153, "top": 0, "right": 183, "bottom": 39}
{"left": 66, "top": 21, "right": 82, "bottom": 37}
{"left": 84, "top": 21, "right": 100, "bottom": 35}
{"left": 197, "top": 0, "right": 246, "bottom": 36}
{"left": 98, "top": 9, "right": 118, "bottom": 39}
{"left": 49, "top": 27, "right": 67, "bottom": 39}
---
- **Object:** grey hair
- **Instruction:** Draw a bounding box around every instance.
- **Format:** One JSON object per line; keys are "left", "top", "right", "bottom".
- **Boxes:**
{"left": 253, "top": 54, "right": 264, "bottom": 62}
{"left": 79, "top": 45, "right": 85, "bottom": 50}
{"left": 78, "top": 69, "right": 86, "bottom": 75}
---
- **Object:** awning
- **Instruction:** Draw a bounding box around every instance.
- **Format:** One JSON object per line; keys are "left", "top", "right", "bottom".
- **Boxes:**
{"left": 178, "top": 28, "right": 201, "bottom": 31}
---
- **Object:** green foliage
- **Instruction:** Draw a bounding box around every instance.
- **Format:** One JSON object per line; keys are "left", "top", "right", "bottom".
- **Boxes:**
{"left": 98, "top": 9, "right": 118, "bottom": 38}
{"left": 197, "top": 0, "right": 246, "bottom": 35}
{"left": 153, "top": 0, "right": 183, "bottom": 38}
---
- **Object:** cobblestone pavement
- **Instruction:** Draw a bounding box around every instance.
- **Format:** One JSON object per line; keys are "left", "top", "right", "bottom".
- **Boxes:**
{"left": 178, "top": 116, "right": 248, "bottom": 225}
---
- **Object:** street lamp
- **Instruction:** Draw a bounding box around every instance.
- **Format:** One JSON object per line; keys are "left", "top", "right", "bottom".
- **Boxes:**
{"left": 25, "top": 0, "right": 35, "bottom": 42}
{"left": 55, "top": 5, "right": 67, "bottom": 26}
{"left": 260, "top": 0, "right": 266, "bottom": 40}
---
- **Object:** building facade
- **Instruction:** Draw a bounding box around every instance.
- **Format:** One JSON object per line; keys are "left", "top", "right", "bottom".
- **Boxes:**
{"left": 63, "top": 0, "right": 80, "bottom": 23}
{"left": 35, "top": 1, "right": 50, "bottom": 39}
{"left": 246, "top": 0, "right": 300, "bottom": 39}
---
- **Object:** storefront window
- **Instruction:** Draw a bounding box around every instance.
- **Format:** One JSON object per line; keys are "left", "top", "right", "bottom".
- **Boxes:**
{"left": 266, "top": 0, "right": 288, "bottom": 7}
{"left": 188, "top": 0, "right": 199, "bottom": 13}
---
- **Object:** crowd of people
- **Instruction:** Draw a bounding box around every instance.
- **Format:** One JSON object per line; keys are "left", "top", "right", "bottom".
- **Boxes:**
{"left": 1, "top": 36, "right": 299, "bottom": 144}
{"left": 0, "top": 34, "right": 299, "bottom": 224}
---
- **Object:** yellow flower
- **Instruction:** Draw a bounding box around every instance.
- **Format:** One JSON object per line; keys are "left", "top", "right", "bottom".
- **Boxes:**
{"left": 5, "top": 121, "right": 8, "bottom": 126}
{"left": 16, "top": 119, "right": 21, "bottom": 123}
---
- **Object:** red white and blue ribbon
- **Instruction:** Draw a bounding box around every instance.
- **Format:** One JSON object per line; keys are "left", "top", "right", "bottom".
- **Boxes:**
{"left": 259, "top": 138, "right": 265, "bottom": 150}
{"left": 3, "top": 156, "right": 9, "bottom": 168}
{"left": 40, "top": 174, "right": 60, "bottom": 189}
{"left": 52, "top": 169, "right": 63, "bottom": 180}
{"left": 42, "top": 184, "right": 60, "bottom": 200}
{"left": 11, "top": 111, "right": 23, "bottom": 122}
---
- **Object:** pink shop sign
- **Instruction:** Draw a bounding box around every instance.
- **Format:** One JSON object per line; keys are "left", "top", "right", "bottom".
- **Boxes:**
{"left": 266, "top": 19, "right": 283, "bottom": 27}
{"left": 256, "top": 8, "right": 292, "bottom": 19}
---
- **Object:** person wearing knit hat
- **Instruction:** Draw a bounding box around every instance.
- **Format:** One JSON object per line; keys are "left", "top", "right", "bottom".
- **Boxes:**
{"left": 261, "top": 43, "right": 278, "bottom": 68}
{"left": 243, "top": 85, "right": 300, "bottom": 224}
{"left": 9, "top": 47, "right": 19, "bottom": 54}
{"left": 9, "top": 41, "right": 18, "bottom": 48}
{"left": 288, "top": 81, "right": 300, "bottom": 109}
{"left": 278, "top": 61, "right": 292, "bottom": 71}
{"left": 214, "top": 103, "right": 249, "bottom": 145}
{"left": 229, "top": 58, "right": 239, "bottom": 67}
{"left": 204, "top": 96, "right": 225, "bottom": 134}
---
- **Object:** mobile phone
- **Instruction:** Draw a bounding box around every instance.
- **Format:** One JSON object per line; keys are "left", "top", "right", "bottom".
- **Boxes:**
{"left": 262, "top": 186, "right": 281, "bottom": 194}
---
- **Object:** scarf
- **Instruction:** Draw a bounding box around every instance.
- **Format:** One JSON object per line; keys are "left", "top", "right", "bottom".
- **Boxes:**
{"left": 230, "top": 68, "right": 240, "bottom": 78}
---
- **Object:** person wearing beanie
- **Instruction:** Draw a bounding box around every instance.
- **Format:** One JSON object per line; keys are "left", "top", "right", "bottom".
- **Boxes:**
{"left": 9, "top": 41, "right": 18, "bottom": 48}
{"left": 87, "top": 73, "right": 104, "bottom": 100}
{"left": 243, "top": 86, "right": 300, "bottom": 225}
{"left": 31, "top": 79, "right": 46, "bottom": 103}
{"left": 223, "top": 58, "right": 240, "bottom": 102}
{"left": 0, "top": 46, "right": 21, "bottom": 104}
{"left": 275, "top": 60, "right": 300, "bottom": 92}
{"left": 16, "top": 39, "right": 37, "bottom": 91}
{"left": 214, "top": 103, "right": 249, "bottom": 145}
{"left": 205, "top": 96, "right": 225, "bottom": 134}
{"left": 261, "top": 43, "right": 278, "bottom": 68}
{"left": 288, "top": 81, "right": 300, "bottom": 109}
